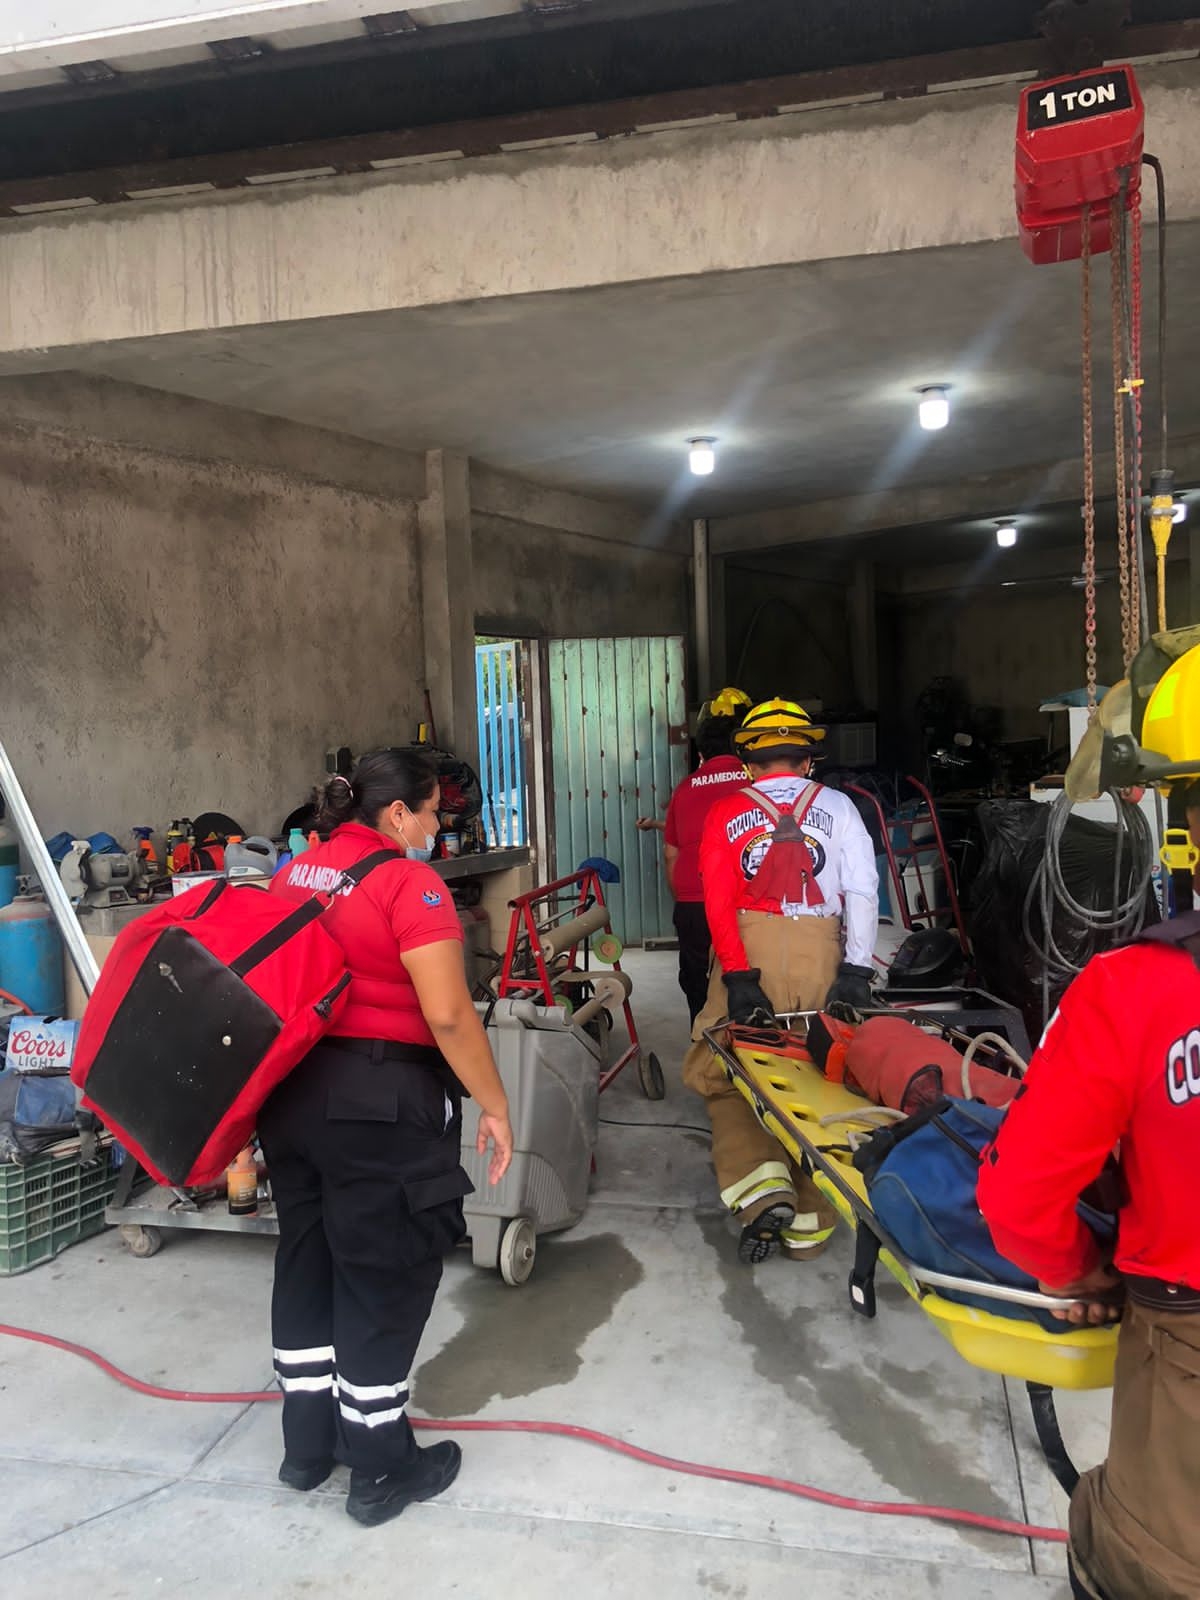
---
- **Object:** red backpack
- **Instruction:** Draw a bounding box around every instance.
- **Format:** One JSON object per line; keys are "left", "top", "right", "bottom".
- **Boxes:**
{"left": 71, "top": 852, "right": 393, "bottom": 1187}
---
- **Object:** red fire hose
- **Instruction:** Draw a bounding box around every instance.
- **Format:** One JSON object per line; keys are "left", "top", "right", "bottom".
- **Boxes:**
{"left": 0, "top": 1320, "right": 1067, "bottom": 1545}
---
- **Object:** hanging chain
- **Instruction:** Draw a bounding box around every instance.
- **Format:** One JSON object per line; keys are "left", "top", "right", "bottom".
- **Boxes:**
{"left": 1080, "top": 205, "right": 1099, "bottom": 712}
{"left": 1127, "top": 180, "right": 1147, "bottom": 640}
{"left": 1110, "top": 192, "right": 1135, "bottom": 670}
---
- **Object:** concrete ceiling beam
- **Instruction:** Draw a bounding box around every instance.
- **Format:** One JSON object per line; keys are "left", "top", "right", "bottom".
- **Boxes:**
{"left": 708, "top": 430, "right": 1200, "bottom": 558}
{"left": 2, "top": 60, "right": 1197, "bottom": 357}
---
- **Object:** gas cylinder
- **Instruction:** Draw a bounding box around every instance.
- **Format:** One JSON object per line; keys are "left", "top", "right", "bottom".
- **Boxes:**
{"left": 0, "top": 895, "right": 66, "bottom": 1014}
{"left": 0, "top": 806, "right": 17, "bottom": 910}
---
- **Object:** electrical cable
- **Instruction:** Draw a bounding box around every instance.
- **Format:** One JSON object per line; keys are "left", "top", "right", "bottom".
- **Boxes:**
{"left": 599, "top": 1116, "right": 712, "bottom": 1136}
{"left": 1141, "top": 154, "right": 1168, "bottom": 471}
{"left": 1023, "top": 791, "right": 1155, "bottom": 1024}
{"left": 0, "top": 1320, "right": 1066, "bottom": 1546}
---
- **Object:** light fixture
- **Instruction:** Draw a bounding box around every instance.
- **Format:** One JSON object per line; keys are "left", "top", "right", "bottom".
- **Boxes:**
{"left": 995, "top": 520, "right": 1018, "bottom": 549}
{"left": 917, "top": 386, "right": 950, "bottom": 431}
{"left": 1173, "top": 498, "right": 1188, "bottom": 525}
{"left": 688, "top": 438, "right": 716, "bottom": 476}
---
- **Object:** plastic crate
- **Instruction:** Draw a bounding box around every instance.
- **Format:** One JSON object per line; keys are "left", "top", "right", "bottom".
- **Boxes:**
{"left": 0, "top": 1148, "right": 118, "bottom": 1276}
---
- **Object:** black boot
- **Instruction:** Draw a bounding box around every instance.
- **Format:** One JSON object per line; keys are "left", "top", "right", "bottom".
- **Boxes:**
{"left": 346, "top": 1441, "right": 463, "bottom": 1527}
{"left": 278, "top": 1456, "right": 334, "bottom": 1492}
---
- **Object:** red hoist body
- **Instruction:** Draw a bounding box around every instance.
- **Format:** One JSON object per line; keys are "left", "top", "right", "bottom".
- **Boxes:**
{"left": 1015, "top": 65, "right": 1144, "bottom": 263}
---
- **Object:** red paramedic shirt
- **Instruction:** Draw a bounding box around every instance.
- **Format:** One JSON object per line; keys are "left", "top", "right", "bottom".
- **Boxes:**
{"left": 977, "top": 939, "right": 1200, "bottom": 1291}
{"left": 271, "top": 822, "right": 462, "bottom": 1047}
{"left": 663, "top": 756, "right": 748, "bottom": 902}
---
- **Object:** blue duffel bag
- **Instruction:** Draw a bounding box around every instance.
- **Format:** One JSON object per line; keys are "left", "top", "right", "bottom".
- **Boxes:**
{"left": 854, "top": 1097, "right": 1111, "bottom": 1333}
{"left": 0, "top": 1067, "right": 80, "bottom": 1163}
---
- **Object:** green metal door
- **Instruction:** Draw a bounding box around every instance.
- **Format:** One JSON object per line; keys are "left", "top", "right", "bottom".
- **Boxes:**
{"left": 548, "top": 636, "right": 687, "bottom": 946}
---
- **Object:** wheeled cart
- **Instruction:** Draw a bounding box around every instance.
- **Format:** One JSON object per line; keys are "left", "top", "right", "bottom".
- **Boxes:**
{"left": 109, "top": 999, "right": 603, "bottom": 1282}
{"left": 461, "top": 997, "right": 600, "bottom": 1285}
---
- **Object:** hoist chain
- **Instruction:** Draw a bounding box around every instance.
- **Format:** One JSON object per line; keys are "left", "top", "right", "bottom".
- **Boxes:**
{"left": 1110, "top": 192, "right": 1135, "bottom": 671}
{"left": 1080, "top": 205, "right": 1099, "bottom": 712}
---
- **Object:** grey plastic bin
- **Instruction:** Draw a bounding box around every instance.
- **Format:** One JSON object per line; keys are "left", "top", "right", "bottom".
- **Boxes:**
{"left": 460, "top": 998, "right": 601, "bottom": 1284}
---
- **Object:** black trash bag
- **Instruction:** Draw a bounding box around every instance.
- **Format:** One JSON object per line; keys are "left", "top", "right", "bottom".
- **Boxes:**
{"left": 966, "top": 800, "right": 1157, "bottom": 1039}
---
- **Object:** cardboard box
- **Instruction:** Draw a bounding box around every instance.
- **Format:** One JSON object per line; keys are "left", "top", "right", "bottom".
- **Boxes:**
{"left": 5, "top": 1014, "right": 79, "bottom": 1074}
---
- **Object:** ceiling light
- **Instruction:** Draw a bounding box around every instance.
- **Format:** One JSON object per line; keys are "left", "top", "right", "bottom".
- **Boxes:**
{"left": 918, "top": 386, "right": 950, "bottom": 431}
{"left": 1173, "top": 498, "right": 1188, "bottom": 524}
{"left": 688, "top": 438, "right": 716, "bottom": 477}
{"left": 995, "top": 521, "right": 1018, "bottom": 549}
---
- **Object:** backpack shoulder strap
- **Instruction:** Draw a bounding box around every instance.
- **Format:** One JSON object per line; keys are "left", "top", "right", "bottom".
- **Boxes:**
{"left": 338, "top": 848, "right": 403, "bottom": 889}
{"left": 229, "top": 849, "right": 402, "bottom": 979}
{"left": 740, "top": 784, "right": 781, "bottom": 822}
{"left": 790, "top": 781, "right": 822, "bottom": 826}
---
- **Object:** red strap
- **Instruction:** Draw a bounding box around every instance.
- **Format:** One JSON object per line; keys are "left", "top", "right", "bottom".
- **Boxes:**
{"left": 740, "top": 782, "right": 822, "bottom": 826}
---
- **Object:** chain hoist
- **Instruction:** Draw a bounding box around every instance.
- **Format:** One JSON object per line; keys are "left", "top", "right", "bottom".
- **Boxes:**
{"left": 1016, "top": 64, "right": 1174, "bottom": 695}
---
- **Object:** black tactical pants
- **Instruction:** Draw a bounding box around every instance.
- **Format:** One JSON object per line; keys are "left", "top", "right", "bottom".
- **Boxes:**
{"left": 257, "top": 1039, "right": 473, "bottom": 1475}
{"left": 673, "top": 899, "right": 713, "bottom": 1024}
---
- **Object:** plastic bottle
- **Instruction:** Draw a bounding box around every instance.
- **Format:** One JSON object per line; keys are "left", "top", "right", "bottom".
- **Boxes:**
{"left": 165, "top": 819, "right": 191, "bottom": 874}
{"left": 287, "top": 828, "right": 308, "bottom": 858}
{"left": 0, "top": 896, "right": 66, "bottom": 1014}
{"left": 226, "top": 1148, "right": 259, "bottom": 1216}
{"left": 0, "top": 803, "right": 17, "bottom": 910}
{"left": 225, "top": 836, "right": 280, "bottom": 878}
{"left": 130, "top": 826, "right": 159, "bottom": 875}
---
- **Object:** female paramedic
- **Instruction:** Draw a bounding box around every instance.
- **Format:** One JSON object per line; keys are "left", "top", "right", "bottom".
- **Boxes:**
{"left": 259, "top": 748, "right": 514, "bottom": 1528}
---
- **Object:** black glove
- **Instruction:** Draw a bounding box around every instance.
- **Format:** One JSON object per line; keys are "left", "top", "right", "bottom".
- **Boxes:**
{"left": 722, "top": 968, "right": 776, "bottom": 1027}
{"left": 824, "top": 961, "right": 875, "bottom": 1017}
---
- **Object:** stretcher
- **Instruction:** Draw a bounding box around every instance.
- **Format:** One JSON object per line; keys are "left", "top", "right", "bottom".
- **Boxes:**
{"left": 703, "top": 1014, "right": 1119, "bottom": 1494}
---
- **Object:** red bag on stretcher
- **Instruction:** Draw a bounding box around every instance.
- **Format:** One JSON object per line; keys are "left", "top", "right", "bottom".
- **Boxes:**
{"left": 71, "top": 854, "right": 393, "bottom": 1187}
{"left": 844, "top": 1016, "right": 1021, "bottom": 1116}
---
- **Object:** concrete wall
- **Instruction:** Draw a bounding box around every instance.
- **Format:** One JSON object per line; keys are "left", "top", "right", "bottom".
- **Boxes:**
{"left": 0, "top": 415, "right": 423, "bottom": 838}
{"left": 471, "top": 466, "right": 689, "bottom": 640}
{"left": 888, "top": 585, "right": 1127, "bottom": 752}
{"left": 723, "top": 560, "right": 852, "bottom": 711}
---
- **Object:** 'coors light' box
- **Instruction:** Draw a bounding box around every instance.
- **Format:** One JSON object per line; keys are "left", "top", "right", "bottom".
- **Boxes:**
{"left": 5, "top": 1015, "right": 79, "bottom": 1074}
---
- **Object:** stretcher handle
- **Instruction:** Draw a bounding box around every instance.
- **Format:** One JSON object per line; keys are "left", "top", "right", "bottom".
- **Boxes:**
{"left": 959, "top": 1030, "right": 1028, "bottom": 1099}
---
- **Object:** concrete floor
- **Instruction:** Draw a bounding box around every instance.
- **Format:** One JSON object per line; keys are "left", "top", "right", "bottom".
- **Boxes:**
{"left": 0, "top": 950, "right": 1111, "bottom": 1599}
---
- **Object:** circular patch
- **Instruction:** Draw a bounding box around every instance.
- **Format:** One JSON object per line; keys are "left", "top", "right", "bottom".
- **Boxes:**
{"left": 740, "top": 830, "right": 825, "bottom": 881}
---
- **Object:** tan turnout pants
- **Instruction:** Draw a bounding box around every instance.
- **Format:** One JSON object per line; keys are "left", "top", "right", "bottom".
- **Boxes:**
{"left": 681, "top": 911, "right": 842, "bottom": 1212}
{"left": 1069, "top": 1298, "right": 1200, "bottom": 1600}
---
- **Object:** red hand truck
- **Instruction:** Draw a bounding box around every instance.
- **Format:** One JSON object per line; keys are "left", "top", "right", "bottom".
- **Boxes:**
{"left": 495, "top": 867, "right": 665, "bottom": 1099}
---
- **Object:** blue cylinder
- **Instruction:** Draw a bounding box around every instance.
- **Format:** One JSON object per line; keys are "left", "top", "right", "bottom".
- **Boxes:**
{"left": 0, "top": 897, "right": 66, "bottom": 1015}
{"left": 0, "top": 819, "right": 16, "bottom": 910}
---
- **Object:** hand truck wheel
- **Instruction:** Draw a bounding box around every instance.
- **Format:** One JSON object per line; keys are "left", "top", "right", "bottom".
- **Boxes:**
{"left": 638, "top": 1051, "right": 666, "bottom": 1101}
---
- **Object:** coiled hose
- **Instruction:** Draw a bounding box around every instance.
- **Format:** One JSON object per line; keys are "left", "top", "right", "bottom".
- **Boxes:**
{"left": 1023, "top": 791, "right": 1156, "bottom": 1024}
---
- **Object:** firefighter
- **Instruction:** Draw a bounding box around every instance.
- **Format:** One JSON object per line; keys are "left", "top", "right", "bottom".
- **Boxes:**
{"left": 978, "top": 645, "right": 1200, "bottom": 1600}
{"left": 259, "top": 748, "right": 514, "bottom": 1527}
{"left": 682, "top": 698, "right": 879, "bottom": 1263}
{"left": 659, "top": 687, "right": 752, "bottom": 1022}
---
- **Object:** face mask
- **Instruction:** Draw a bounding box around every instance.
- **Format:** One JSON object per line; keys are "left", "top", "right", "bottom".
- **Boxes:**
{"left": 400, "top": 810, "right": 436, "bottom": 862}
